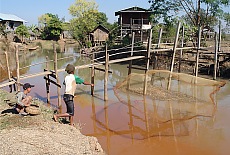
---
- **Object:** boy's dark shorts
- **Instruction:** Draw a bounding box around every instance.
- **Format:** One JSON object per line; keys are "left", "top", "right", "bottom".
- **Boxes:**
{"left": 63, "top": 94, "right": 74, "bottom": 116}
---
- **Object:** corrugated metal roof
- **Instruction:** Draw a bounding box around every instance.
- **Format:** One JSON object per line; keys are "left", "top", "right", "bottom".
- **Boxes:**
{"left": 0, "top": 13, "right": 27, "bottom": 22}
{"left": 115, "top": 6, "right": 152, "bottom": 16}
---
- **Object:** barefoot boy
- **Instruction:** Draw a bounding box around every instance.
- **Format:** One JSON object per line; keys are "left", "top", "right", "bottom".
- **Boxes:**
{"left": 53, "top": 64, "right": 93, "bottom": 126}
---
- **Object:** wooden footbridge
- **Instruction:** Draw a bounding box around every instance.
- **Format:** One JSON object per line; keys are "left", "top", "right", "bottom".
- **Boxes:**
{"left": 0, "top": 22, "right": 229, "bottom": 107}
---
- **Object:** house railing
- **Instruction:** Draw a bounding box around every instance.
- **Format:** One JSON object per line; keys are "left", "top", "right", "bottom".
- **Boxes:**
{"left": 122, "top": 19, "right": 150, "bottom": 29}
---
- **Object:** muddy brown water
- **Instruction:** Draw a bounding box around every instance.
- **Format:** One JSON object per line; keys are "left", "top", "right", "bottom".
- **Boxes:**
{"left": 1, "top": 46, "right": 230, "bottom": 155}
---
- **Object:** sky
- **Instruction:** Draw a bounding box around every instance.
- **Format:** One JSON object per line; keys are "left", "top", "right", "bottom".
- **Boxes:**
{"left": 0, "top": 0, "right": 151, "bottom": 25}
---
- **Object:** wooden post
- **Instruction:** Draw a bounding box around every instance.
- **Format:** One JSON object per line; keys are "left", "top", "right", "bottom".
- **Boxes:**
{"left": 214, "top": 32, "right": 218, "bottom": 80}
{"left": 195, "top": 25, "right": 201, "bottom": 77}
{"left": 54, "top": 42, "right": 62, "bottom": 107}
{"left": 15, "top": 45, "right": 20, "bottom": 91}
{"left": 143, "top": 28, "right": 152, "bottom": 95}
{"left": 170, "top": 22, "right": 181, "bottom": 73}
{"left": 45, "top": 56, "right": 50, "bottom": 104}
{"left": 5, "top": 51, "right": 13, "bottom": 92}
{"left": 91, "top": 52, "right": 95, "bottom": 95}
{"left": 141, "top": 18, "right": 143, "bottom": 42}
{"left": 168, "top": 22, "right": 181, "bottom": 90}
{"left": 217, "top": 20, "right": 221, "bottom": 76}
{"left": 218, "top": 20, "right": 221, "bottom": 52}
{"left": 120, "top": 14, "right": 123, "bottom": 41}
{"left": 104, "top": 44, "right": 109, "bottom": 101}
{"left": 127, "top": 32, "right": 135, "bottom": 89}
{"left": 178, "top": 26, "right": 184, "bottom": 73}
{"left": 153, "top": 28, "right": 163, "bottom": 69}
{"left": 4, "top": 51, "right": 11, "bottom": 80}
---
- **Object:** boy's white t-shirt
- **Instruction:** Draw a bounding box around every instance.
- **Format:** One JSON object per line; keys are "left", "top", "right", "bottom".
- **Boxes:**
{"left": 64, "top": 74, "right": 77, "bottom": 96}
{"left": 64, "top": 74, "right": 84, "bottom": 96}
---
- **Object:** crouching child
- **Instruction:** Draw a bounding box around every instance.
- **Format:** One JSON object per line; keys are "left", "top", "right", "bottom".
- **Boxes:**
{"left": 15, "top": 83, "right": 34, "bottom": 116}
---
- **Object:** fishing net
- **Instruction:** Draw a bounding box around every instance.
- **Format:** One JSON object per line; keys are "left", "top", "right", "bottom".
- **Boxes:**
{"left": 115, "top": 70, "right": 225, "bottom": 104}
{"left": 113, "top": 70, "right": 225, "bottom": 139}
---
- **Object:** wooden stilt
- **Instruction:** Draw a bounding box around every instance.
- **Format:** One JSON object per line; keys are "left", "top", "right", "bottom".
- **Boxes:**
{"left": 143, "top": 28, "right": 152, "bottom": 95}
{"left": 214, "top": 32, "right": 218, "bottom": 80}
{"left": 170, "top": 22, "right": 181, "bottom": 73}
{"left": 104, "top": 44, "right": 109, "bottom": 101}
{"left": 91, "top": 52, "right": 95, "bottom": 96}
{"left": 168, "top": 22, "right": 181, "bottom": 90}
{"left": 153, "top": 28, "right": 162, "bottom": 69}
{"left": 217, "top": 21, "right": 221, "bottom": 76}
{"left": 45, "top": 56, "right": 50, "bottom": 104}
{"left": 15, "top": 45, "right": 20, "bottom": 91}
{"left": 178, "top": 26, "right": 184, "bottom": 73}
{"left": 5, "top": 51, "right": 12, "bottom": 92}
{"left": 4, "top": 51, "right": 11, "bottom": 81}
{"left": 195, "top": 25, "right": 201, "bottom": 77}
{"left": 54, "top": 42, "right": 62, "bottom": 107}
{"left": 127, "top": 32, "right": 135, "bottom": 89}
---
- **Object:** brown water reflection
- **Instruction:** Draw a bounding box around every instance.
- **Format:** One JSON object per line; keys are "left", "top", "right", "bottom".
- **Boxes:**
{"left": 81, "top": 93, "right": 221, "bottom": 155}
{"left": 1, "top": 47, "right": 230, "bottom": 155}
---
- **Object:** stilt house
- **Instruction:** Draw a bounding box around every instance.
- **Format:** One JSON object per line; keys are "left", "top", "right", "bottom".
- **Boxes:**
{"left": 89, "top": 25, "right": 109, "bottom": 46}
{"left": 115, "top": 6, "right": 152, "bottom": 42}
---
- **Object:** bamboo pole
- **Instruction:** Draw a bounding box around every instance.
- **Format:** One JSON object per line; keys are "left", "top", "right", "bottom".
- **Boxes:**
{"left": 91, "top": 52, "right": 95, "bottom": 96}
{"left": 178, "top": 26, "right": 184, "bottom": 73}
{"left": 143, "top": 28, "right": 152, "bottom": 95}
{"left": 104, "top": 44, "right": 109, "bottom": 101}
{"left": 214, "top": 32, "right": 218, "bottom": 80}
{"left": 127, "top": 32, "right": 135, "bottom": 89}
{"left": 167, "top": 22, "right": 181, "bottom": 90}
{"left": 170, "top": 22, "right": 181, "bottom": 73}
{"left": 128, "top": 32, "right": 135, "bottom": 74}
{"left": 5, "top": 51, "right": 13, "bottom": 92}
{"left": 217, "top": 20, "right": 221, "bottom": 76}
{"left": 4, "top": 51, "right": 11, "bottom": 80}
{"left": 15, "top": 44, "right": 20, "bottom": 91}
{"left": 195, "top": 25, "right": 201, "bottom": 77}
{"left": 218, "top": 20, "right": 221, "bottom": 53}
{"left": 54, "top": 42, "right": 61, "bottom": 107}
{"left": 45, "top": 56, "right": 50, "bottom": 104}
{"left": 153, "top": 28, "right": 162, "bottom": 69}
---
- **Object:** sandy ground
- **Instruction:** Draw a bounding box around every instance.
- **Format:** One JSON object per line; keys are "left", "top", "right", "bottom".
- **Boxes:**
{"left": 0, "top": 89, "right": 105, "bottom": 155}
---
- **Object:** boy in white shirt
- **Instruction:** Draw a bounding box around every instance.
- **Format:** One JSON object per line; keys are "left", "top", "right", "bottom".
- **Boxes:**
{"left": 53, "top": 64, "right": 93, "bottom": 126}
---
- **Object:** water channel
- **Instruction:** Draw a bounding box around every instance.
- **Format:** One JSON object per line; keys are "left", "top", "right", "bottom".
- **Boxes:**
{"left": 1, "top": 46, "right": 230, "bottom": 155}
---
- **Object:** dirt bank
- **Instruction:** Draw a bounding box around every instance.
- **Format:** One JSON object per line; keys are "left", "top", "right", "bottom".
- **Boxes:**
{"left": 0, "top": 89, "right": 105, "bottom": 155}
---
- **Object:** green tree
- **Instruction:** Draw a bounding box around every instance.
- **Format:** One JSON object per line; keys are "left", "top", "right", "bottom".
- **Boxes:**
{"left": 38, "top": 14, "right": 53, "bottom": 28}
{"left": 68, "top": 0, "right": 99, "bottom": 47}
{"left": 150, "top": 0, "right": 180, "bottom": 24}
{"left": 148, "top": 0, "right": 229, "bottom": 27}
{"left": 39, "top": 13, "right": 63, "bottom": 40}
{"left": 15, "top": 24, "right": 29, "bottom": 43}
